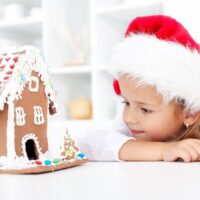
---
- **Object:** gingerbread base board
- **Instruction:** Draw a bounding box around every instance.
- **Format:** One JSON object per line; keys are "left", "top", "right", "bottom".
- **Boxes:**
{"left": 0, "top": 159, "right": 87, "bottom": 174}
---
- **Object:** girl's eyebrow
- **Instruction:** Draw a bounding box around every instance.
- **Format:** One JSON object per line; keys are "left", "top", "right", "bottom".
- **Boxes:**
{"left": 136, "top": 101, "right": 157, "bottom": 107}
{"left": 121, "top": 95, "right": 157, "bottom": 107}
{"left": 121, "top": 95, "right": 128, "bottom": 101}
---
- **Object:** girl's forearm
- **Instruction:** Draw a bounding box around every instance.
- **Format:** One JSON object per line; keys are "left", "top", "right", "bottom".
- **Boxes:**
{"left": 118, "top": 140, "right": 165, "bottom": 161}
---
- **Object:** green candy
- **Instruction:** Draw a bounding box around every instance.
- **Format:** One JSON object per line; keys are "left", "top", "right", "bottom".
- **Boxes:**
{"left": 53, "top": 158, "right": 61, "bottom": 164}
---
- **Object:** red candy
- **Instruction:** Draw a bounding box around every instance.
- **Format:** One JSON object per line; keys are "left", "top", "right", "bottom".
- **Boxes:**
{"left": 13, "top": 56, "right": 19, "bottom": 62}
{"left": 5, "top": 57, "right": 11, "bottom": 61}
{"left": 113, "top": 79, "right": 121, "bottom": 95}
{"left": 35, "top": 160, "right": 42, "bottom": 165}
{"left": 10, "top": 64, "right": 15, "bottom": 69}
{"left": 6, "top": 71, "right": 12, "bottom": 75}
{"left": 0, "top": 64, "right": 5, "bottom": 69}
{"left": 4, "top": 76, "right": 9, "bottom": 80}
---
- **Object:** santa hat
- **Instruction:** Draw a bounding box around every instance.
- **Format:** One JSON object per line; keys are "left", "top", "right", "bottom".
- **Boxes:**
{"left": 110, "top": 15, "right": 200, "bottom": 114}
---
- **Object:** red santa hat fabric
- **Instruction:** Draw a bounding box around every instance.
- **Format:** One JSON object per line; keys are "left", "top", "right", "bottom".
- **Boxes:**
{"left": 111, "top": 15, "right": 200, "bottom": 114}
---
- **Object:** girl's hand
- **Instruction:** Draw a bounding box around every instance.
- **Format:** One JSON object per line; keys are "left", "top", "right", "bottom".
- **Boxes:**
{"left": 162, "top": 139, "right": 200, "bottom": 162}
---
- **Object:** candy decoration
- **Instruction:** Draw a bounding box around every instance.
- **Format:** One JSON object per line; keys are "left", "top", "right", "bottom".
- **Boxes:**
{"left": 0, "top": 57, "right": 3, "bottom": 62}
{"left": 10, "top": 64, "right": 15, "bottom": 69}
{"left": 0, "top": 64, "right": 5, "bottom": 69}
{"left": 44, "top": 160, "right": 51, "bottom": 166}
{"left": 20, "top": 74, "right": 25, "bottom": 82}
{"left": 60, "top": 128, "right": 79, "bottom": 159}
{"left": 4, "top": 76, "right": 9, "bottom": 80}
{"left": 53, "top": 158, "right": 61, "bottom": 164}
{"left": 13, "top": 56, "right": 19, "bottom": 62}
{"left": 35, "top": 160, "right": 42, "bottom": 165}
{"left": 5, "top": 57, "right": 11, "bottom": 61}
{"left": 49, "top": 101, "right": 57, "bottom": 115}
{"left": 6, "top": 71, "right": 12, "bottom": 75}
{"left": 77, "top": 153, "right": 85, "bottom": 159}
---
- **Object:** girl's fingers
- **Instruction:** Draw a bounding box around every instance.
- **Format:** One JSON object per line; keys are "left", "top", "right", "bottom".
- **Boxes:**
{"left": 179, "top": 139, "right": 200, "bottom": 162}
{"left": 193, "top": 141, "right": 200, "bottom": 161}
{"left": 187, "top": 145, "right": 200, "bottom": 161}
{"left": 178, "top": 148, "right": 192, "bottom": 162}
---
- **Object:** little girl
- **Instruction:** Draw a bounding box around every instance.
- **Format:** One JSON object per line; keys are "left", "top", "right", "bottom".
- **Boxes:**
{"left": 78, "top": 15, "right": 200, "bottom": 162}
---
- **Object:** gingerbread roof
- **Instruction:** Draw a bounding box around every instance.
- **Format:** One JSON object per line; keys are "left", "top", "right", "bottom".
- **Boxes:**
{"left": 0, "top": 46, "right": 57, "bottom": 111}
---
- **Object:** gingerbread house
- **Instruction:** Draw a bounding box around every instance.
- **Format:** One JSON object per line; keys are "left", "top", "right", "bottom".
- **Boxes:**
{"left": 0, "top": 46, "right": 87, "bottom": 174}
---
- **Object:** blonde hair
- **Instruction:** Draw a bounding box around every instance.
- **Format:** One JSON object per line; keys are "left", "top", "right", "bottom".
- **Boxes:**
{"left": 181, "top": 118, "right": 200, "bottom": 140}
{"left": 171, "top": 98, "right": 200, "bottom": 140}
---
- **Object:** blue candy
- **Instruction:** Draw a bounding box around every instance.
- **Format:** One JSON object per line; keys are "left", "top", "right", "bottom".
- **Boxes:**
{"left": 44, "top": 160, "right": 52, "bottom": 166}
{"left": 20, "top": 74, "right": 25, "bottom": 82}
{"left": 77, "top": 153, "right": 85, "bottom": 159}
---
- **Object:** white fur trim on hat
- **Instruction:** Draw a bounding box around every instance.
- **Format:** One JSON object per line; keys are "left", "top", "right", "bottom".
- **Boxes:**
{"left": 110, "top": 34, "right": 200, "bottom": 113}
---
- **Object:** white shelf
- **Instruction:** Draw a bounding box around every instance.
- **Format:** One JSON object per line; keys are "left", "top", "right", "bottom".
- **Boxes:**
{"left": 48, "top": 65, "right": 92, "bottom": 75}
{"left": 0, "top": 17, "right": 42, "bottom": 28}
{"left": 0, "top": 17, "right": 42, "bottom": 38}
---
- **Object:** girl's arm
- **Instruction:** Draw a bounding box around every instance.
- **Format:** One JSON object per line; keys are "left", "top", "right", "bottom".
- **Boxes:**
{"left": 119, "top": 139, "right": 200, "bottom": 162}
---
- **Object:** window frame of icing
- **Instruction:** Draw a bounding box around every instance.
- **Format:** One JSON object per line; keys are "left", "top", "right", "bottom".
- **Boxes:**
{"left": 15, "top": 107, "right": 26, "bottom": 126}
{"left": 33, "top": 106, "right": 45, "bottom": 125}
{"left": 29, "top": 76, "right": 39, "bottom": 92}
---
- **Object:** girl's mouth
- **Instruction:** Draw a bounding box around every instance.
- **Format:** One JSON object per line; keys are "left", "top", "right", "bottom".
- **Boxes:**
{"left": 131, "top": 129, "right": 144, "bottom": 135}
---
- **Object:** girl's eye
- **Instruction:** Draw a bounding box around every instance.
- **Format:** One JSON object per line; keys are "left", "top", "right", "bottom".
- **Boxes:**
{"left": 121, "top": 100, "right": 130, "bottom": 106}
{"left": 141, "top": 108, "right": 152, "bottom": 113}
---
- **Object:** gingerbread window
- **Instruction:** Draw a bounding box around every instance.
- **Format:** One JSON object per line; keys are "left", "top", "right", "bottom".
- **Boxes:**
{"left": 29, "top": 76, "right": 39, "bottom": 92}
{"left": 15, "top": 107, "right": 26, "bottom": 126}
{"left": 34, "top": 106, "right": 45, "bottom": 125}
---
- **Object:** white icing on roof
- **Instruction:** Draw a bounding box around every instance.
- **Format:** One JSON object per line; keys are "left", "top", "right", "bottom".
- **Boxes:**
{"left": 0, "top": 46, "right": 57, "bottom": 111}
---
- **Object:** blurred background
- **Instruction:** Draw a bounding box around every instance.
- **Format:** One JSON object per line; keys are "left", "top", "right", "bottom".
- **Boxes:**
{"left": 0, "top": 0, "right": 200, "bottom": 138}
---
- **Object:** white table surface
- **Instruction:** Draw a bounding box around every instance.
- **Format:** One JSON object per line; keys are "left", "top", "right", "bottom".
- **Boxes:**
{"left": 0, "top": 161, "right": 200, "bottom": 200}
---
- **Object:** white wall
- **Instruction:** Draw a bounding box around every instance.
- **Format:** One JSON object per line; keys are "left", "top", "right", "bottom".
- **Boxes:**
{"left": 164, "top": 0, "right": 200, "bottom": 42}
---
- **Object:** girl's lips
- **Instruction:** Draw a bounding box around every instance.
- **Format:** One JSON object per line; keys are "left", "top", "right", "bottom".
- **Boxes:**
{"left": 131, "top": 130, "right": 144, "bottom": 135}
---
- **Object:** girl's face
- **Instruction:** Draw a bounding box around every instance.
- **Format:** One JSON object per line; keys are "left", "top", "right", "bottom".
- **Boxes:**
{"left": 119, "top": 74, "right": 186, "bottom": 141}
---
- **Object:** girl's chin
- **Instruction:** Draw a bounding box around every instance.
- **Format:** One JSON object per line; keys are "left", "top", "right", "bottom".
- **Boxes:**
{"left": 132, "top": 134, "right": 156, "bottom": 141}
{"left": 132, "top": 134, "right": 147, "bottom": 140}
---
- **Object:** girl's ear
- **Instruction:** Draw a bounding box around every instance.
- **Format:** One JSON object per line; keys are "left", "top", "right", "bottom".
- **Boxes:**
{"left": 184, "top": 111, "right": 200, "bottom": 126}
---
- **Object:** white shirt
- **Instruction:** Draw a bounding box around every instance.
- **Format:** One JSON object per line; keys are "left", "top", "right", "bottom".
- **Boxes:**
{"left": 77, "top": 107, "right": 135, "bottom": 161}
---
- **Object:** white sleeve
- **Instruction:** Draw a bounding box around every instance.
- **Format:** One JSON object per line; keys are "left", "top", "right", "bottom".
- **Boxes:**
{"left": 76, "top": 119, "right": 134, "bottom": 161}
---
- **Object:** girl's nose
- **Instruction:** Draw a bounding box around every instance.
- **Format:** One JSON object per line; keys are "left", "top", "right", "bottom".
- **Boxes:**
{"left": 124, "top": 108, "right": 139, "bottom": 125}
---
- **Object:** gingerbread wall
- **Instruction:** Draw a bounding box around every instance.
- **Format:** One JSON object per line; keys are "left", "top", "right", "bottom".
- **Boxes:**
{"left": 0, "top": 104, "right": 8, "bottom": 156}
{"left": 14, "top": 71, "right": 48, "bottom": 157}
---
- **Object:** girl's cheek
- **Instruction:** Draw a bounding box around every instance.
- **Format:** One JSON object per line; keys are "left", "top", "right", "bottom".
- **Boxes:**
{"left": 145, "top": 119, "right": 161, "bottom": 130}
{"left": 123, "top": 108, "right": 127, "bottom": 121}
